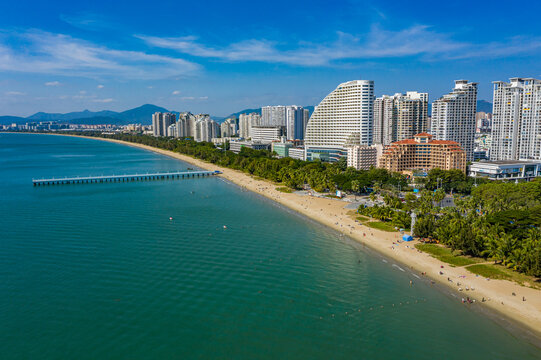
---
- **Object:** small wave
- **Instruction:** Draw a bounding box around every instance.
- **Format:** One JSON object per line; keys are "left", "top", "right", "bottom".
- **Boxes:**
{"left": 392, "top": 264, "right": 405, "bottom": 272}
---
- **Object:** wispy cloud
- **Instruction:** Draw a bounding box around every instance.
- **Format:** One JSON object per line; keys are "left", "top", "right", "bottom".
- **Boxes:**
{"left": 92, "top": 98, "right": 114, "bottom": 103}
{"left": 172, "top": 90, "right": 181, "bottom": 95}
{"left": 97, "top": 84, "right": 104, "bottom": 89}
{"left": 60, "top": 13, "right": 112, "bottom": 31}
{"left": 45, "top": 81, "right": 61, "bottom": 86}
{"left": 0, "top": 30, "right": 200, "bottom": 79}
{"left": 5, "top": 91, "right": 25, "bottom": 95}
{"left": 138, "top": 25, "right": 541, "bottom": 66}
{"left": 179, "top": 96, "right": 207, "bottom": 101}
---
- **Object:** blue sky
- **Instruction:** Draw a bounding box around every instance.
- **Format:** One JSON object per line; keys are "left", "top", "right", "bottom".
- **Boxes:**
{"left": 1, "top": 0, "right": 540, "bottom": 117}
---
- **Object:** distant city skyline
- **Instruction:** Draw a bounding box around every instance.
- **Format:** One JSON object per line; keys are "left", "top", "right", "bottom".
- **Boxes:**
{"left": 1, "top": 0, "right": 540, "bottom": 117}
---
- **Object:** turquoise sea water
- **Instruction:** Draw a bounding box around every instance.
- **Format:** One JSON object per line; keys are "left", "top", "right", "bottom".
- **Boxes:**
{"left": 1, "top": 133, "right": 540, "bottom": 359}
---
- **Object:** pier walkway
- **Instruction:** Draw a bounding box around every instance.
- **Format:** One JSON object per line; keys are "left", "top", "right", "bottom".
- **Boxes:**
{"left": 33, "top": 170, "right": 221, "bottom": 186}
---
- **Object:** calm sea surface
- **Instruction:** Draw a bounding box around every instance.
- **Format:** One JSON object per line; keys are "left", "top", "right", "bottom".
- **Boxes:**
{"left": 1, "top": 133, "right": 540, "bottom": 359}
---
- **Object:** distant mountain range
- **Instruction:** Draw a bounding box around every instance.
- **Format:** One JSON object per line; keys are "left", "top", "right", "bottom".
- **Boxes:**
{"left": 476, "top": 100, "right": 493, "bottom": 113}
{"left": 0, "top": 104, "right": 170, "bottom": 126}
{"left": 0, "top": 102, "right": 491, "bottom": 126}
{"left": 223, "top": 106, "right": 315, "bottom": 121}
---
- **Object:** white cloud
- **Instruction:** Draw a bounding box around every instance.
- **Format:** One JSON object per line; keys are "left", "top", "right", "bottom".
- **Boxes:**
{"left": 0, "top": 30, "right": 200, "bottom": 79}
{"left": 92, "top": 98, "right": 114, "bottom": 103}
{"left": 97, "top": 84, "right": 104, "bottom": 89}
{"left": 137, "top": 25, "right": 541, "bottom": 66}
{"left": 45, "top": 81, "right": 61, "bottom": 86}
{"left": 178, "top": 96, "right": 207, "bottom": 101}
{"left": 172, "top": 90, "right": 181, "bottom": 95}
{"left": 5, "top": 91, "right": 25, "bottom": 95}
{"left": 60, "top": 13, "right": 112, "bottom": 32}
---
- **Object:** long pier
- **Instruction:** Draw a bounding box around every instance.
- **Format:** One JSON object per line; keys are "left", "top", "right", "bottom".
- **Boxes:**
{"left": 33, "top": 170, "right": 221, "bottom": 186}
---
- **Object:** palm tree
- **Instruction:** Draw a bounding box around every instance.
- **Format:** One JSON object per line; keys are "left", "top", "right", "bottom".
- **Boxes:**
{"left": 351, "top": 180, "right": 360, "bottom": 200}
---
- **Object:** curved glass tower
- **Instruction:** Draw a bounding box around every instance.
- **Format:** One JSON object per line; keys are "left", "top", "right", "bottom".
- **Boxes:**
{"left": 304, "top": 80, "right": 374, "bottom": 162}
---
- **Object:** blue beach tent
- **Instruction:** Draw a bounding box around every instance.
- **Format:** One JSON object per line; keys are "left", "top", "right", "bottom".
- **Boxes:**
{"left": 402, "top": 235, "right": 413, "bottom": 242}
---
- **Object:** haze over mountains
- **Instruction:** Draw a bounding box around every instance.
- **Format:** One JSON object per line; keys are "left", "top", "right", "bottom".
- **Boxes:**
{"left": 0, "top": 101, "right": 492, "bottom": 126}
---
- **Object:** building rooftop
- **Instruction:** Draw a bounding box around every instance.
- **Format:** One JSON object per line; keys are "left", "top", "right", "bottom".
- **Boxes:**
{"left": 473, "top": 160, "right": 541, "bottom": 166}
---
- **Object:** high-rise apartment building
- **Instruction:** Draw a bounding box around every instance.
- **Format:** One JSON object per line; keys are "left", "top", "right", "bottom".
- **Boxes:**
{"left": 303, "top": 109, "right": 310, "bottom": 133}
{"left": 431, "top": 80, "right": 478, "bottom": 161}
{"left": 194, "top": 117, "right": 220, "bottom": 142}
{"left": 304, "top": 80, "right": 374, "bottom": 162}
{"left": 286, "top": 106, "right": 307, "bottom": 141}
{"left": 239, "top": 113, "right": 261, "bottom": 139}
{"left": 169, "top": 112, "right": 196, "bottom": 138}
{"left": 373, "top": 92, "right": 428, "bottom": 145}
{"left": 490, "top": 77, "right": 541, "bottom": 161}
{"left": 262, "top": 105, "right": 308, "bottom": 140}
{"left": 262, "top": 106, "right": 286, "bottom": 127}
{"left": 152, "top": 112, "right": 176, "bottom": 136}
{"left": 220, "top": 117, "right": 238, "bottom": 138}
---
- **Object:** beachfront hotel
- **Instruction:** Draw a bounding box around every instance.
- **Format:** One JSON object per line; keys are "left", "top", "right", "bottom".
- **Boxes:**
{"left": 379, "top": 133, "right": 466, "bottom": 173}
{"left": 431, "top": 80, "right": 478, "bottom": 161}
{"left": 490, "top": 77, "right": 541, "bottom": 161}
{"left": 304, "top": 79, "right": 374, "bottom": 162}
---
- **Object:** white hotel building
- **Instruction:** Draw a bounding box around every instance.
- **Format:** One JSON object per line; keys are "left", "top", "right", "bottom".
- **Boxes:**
{"left": 304, "top": 80, "right": 374, "bottom": 162}
{"left": 490, "top": 77, "right": 541, "bottom": 161}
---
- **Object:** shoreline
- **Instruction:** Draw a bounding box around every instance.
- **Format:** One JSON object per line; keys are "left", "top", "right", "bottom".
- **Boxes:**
{"left": 14, "top": 132, "right": 541, "bottom": 344}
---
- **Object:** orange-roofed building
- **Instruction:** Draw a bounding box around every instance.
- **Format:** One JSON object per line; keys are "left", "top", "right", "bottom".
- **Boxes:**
{"left": 379, "top": 133, "right": 466, "bottom": 173}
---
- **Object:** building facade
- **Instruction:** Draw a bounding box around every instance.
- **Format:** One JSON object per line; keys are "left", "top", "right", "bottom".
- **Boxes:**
{"left": 431, "top": 80, "right": 478, "bottom": 161}
{"left": 251, "top": 126, "right": 283, "bottom": 143}
{"left": 194, "top": 117, "right": 220, "bottom": 142}
{"left": 229, "top": 141, "right": 271, "bottom": 154}
{"left": 288, "top": 147, "right": 306, "bottom": 161}
{"left": 286, "top": 106, "right": 307, "bottom": 141}
{"left": 304, "top": 80, "right": 374, "bottom": 162}
{"left": 346, "top": 144, "right": 383, "bottom": 170}
{"left": 152, "top": 112, "right": 176, "bottom": 136}
{"left": 379, "top": 133, "right": 466, "bottom": 173}
{"left": 261, "top": 106, "right": 286, "bottom": 127}
{"left": 469, "top": 160, "right": 541, "bottom": 181}
{"left": 271, "top": 142, "right": 294, "bottom": 158}
{"left": 220, "top": 117, "right": 238, "bottom": 138}
{"left": 490, "top": 78, "right": 541, "bottom": 161}
{"left": 239, "top": 113, "right": 261, "bottom": 139}
{"left": 476, "top": 112, "right": 492, "bottom": 133}
{"left": 373, "top": 92, "right": 428, "bottom": 146}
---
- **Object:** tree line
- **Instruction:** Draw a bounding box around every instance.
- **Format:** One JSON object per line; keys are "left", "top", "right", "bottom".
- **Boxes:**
{"left": 77, "top": 132, "right": 409, "bottom": 193}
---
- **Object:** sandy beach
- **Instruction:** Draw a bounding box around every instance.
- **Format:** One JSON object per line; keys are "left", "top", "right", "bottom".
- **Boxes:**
{"left": 59, "top": 134, "right": 541, "bottom": 340}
